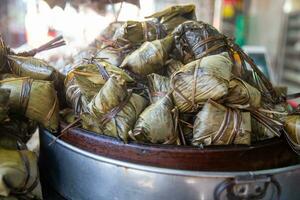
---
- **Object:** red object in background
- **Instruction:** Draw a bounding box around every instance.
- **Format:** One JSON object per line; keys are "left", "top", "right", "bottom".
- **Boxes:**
{"left": 48, "top": 28, "right": 58, "bottom": 38}
{"left": 224, "top": 0, "right": 237, "bottom": 5}
{"left": 288, "top": 100, "right": 299, "bottom": 109}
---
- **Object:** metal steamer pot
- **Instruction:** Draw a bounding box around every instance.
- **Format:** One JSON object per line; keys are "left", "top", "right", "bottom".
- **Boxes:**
{"left": 39, "top": 126, "right": 300, "bottom": 200}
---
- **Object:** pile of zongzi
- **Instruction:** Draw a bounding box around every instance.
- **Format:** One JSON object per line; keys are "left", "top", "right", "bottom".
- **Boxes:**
{"left": 0, "top": 36, "right": 66, "bottom": 199}
{"left": 60, "top": 4, "right": 300, "bottom": 153}
{"left": 2, "top": 7, "right": 300, "bottom": 199}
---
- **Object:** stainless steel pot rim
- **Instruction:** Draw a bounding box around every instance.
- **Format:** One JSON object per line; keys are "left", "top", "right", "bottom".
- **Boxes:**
{"left": 45, "top": 130, "right": 300, "bottom": 178}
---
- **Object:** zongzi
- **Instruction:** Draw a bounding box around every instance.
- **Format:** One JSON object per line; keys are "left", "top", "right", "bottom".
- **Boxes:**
{"left": 64, "top": 73, "right": 88, "bottom": 114}
{"left": 222, "top": 77, "right": 261, "bottom": 108}
{"left": 113, "top": 4, "right": 195, "bottom": 46}
{"left": 147, "top": 73, "right": 170, "bottom": 103}
{"left": 173, "top": 20, "right": 227, "bottom": 64}
{"left": 94, "top": 47, "right": 124, "bottom": 67}
{"left": 284, "top": 115, "right": 300, "bottom": 144}
{"left": 192, "top": 100, "right": 251, "bottom": 146}
{"left": 171, "top": 52, "right": 232, "bottom": 112}
{"left": 7, "top": 55, "right": 57, "bottom": 81}
{"left": 0, "top": 149, "right": 41, "bottom": 199}
{"left": 69, "top": 60, "right": 134, "bottom": 101}
{"left": 84, "top": 75, "right": 147, "bottom": 142}
{"left": 0, "top": 77, "right": 59, "bottom": 131}
{"left": 130, "top": 95, "right": 178, "bottom": 144}
{"left": 120, "top": 36, "right": 173, "bottom": 77}
{"left": 250, "top": 104, "right": 288, "bottom": 141}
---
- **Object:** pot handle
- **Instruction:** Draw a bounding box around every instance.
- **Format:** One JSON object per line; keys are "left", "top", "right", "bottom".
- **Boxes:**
{"left": 213, "top": 175, "right": 281, "bottom": 200}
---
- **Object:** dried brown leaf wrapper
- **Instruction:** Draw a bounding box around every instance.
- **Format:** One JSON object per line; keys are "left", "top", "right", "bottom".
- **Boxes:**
{"left": 147, "top": 73, "right": 170, "bottom": 103}
{"left": 171, "top": 53, "right": 232, "bottom": 112}
{"left": 192, "top": 100, "right": 251, "bottom": 146}
{"left": 120, "top": 36, "right": 174, "bottom": 77}
{"left": 0, "top": 77, "right": 59, "bottom": 132}
{"left": 0, "top": 149, "right": 41, "bottom": 199}
{"left": 84, "top": 76, "right": 147, "bottom": 142}
{"left": 130, "top": 95, "right": 178, "bottom": 144}
{"left": 113, "top": 5, "right": 195, "bottom": 46}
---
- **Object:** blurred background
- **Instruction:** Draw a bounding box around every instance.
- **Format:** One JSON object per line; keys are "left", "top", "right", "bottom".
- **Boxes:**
{"left": 0, "top": 0, "right": 299, "bottom": 93}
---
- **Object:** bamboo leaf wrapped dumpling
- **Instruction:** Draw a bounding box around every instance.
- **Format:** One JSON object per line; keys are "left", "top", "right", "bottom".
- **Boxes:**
{"left": 113, "top": 20, "right": 160, "bottom": 47}
{"left": 0, "top": 77, "right": 59, "bottom": 132}
{"left": 85, "top": 75, "right": 148, "bottom": 142}
{"left": 222, "top": 77, "right": 261, "bottom": 108}
{"left": 145, "top": 4, "right": 196, "bottom": 30}
{"left": 113, "top": 4, "right": 195, "bottom": 46}
{"left": 130, "top": 95, "right": 178, "bottom": 144}
{"left": 69, "top": 60, "right": 134, "bottom": 101}
{"left": 0, "top": 35, "right": 65, "bottom": 76}
{"left": 7, "top": 55, "right": 58, "bottom": 81}
{"left": 251, "top": 102, "right": 289, "bottom": 142}
{"left": 0, "top": 149, "right": 41, "bottom": 199}
{"left": 95, "top": 47, "right": 124, "bottom": 67}
{"left": 147, "top": 73, "right": 170, "bottom": 103}
{"left": 192, "top": 100, "right": 251, "bottom": 146}
{"left": 173, "top": 21, "right": 227, "bottom": 64}
{"left": 284, "top": 115, "right": 300, "bottom": 144}
{"left": 173, "top": 21, "right": 279, "bottom": 103}
{"left": 120, "top": 36, "right": 174, "bottom": 77}
{"left": 282, "top": 114, "right": 300, "bottom": 153}
{"left": 171, "top": 52, "right": 232, "bottom": 113}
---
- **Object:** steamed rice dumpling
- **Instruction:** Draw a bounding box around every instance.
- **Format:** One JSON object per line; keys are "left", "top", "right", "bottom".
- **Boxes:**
{"left": 65, "top": 83, "right": 88, "bottom": 114}
{"left": 284, "top": 115, "right": 300, "bottom": 144}
{"left": 113, "top": 5, "right": 195, "bottom": 46}
{"left": 113, "top": 20, "right": 160, "bottom": 47}
{"left": 166, "top": 59, "right": 184, "bottom": 76}
{"left": 192, "top": 100, "right": 251, "bottom": 146}
{"left": 173, "top": 20, "right": 227, "bottom": 64}
{"left": 251, "top": 117, "right": 276, "bottom": 141}
{"left": 120, "top": 36, "right": 173, "bottom": 77}
{"left": 0, "top": 77, "right": 59, "bottom": 131}
{"left": 7, "top": 55, "right": 57, "bottom": 81}
{"left": 0, "top": 149, "right": 41, "bottom": 198}
{"left": 145, "top": 4, "right": 196, "bottom": 32}
{"left": 130, "top": 95, "right": 178, "bottom": 144}
{"left": 147, "top": 73, "right": 170, "bottom": 103}
{"left": 171, "top": 52, "right": 232, "bottom": 112}
{"left": 95, "top": 48, "right": 124, "bottom": 67}
{"left": 251, "top": 103, "right": 288, "bottom": 141}
{"left": 0, "top": 89, "right": 10, "bottom": 123}
{"left": 64, "top": 73, "right": 88, "bottom": 114}
{"left": 85, "top": 75, "right": 147, "bottom": 142}
{"left": 223, "top": 77, "right": 261, "bottom": 108}
{"left": 70, "top": 60, "right": 134, "bottom": 101}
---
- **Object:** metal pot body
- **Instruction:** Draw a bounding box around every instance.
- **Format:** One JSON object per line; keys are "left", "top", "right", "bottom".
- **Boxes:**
{"left": 40, "top": 129, "right": 300, "bottom": 200}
